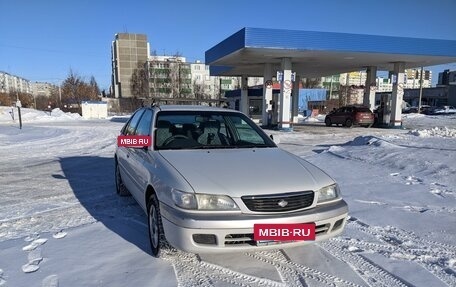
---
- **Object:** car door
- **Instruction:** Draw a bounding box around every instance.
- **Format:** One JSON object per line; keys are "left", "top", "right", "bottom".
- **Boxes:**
{"left": 117, "top": 109, "right": 145, "bottom": 198}
{"left": 332, "top": 108, "right": 345, "bottom": 124}
{"left": 345, "top": 107, "right": 354, "bottom": 123}
{"left": 127, "top": 108, "right": 153, "bottom": 209}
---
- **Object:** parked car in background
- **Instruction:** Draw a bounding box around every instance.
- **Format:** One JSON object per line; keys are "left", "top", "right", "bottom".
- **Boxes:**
{"left": 325, "top": 105, "right": 374, "bottom": 127}
{"left": 115, "top": 105, "right": 348, "bottom": 257}
{"left": 404, "top": 105, "right": 431, "bottom": 114}
{"left": 429, "top": 106, "right": 456, "bottom": 115}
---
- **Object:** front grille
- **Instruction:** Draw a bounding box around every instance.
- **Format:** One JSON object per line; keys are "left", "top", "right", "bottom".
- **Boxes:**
{"left": 223, "top": 224, "right": 328, "bottom": 246}
{"left": 225, "top": 233, "right": 255, "bottom": 246}
{"left": 241, "top": 191, "right": 314, "bottom": 212}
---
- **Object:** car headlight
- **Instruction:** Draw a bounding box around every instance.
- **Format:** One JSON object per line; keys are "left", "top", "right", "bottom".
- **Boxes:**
{"left": 172, "top": 189, "right": 239, "bottom": 210}
{"left": 172, "top": 189, "right": 197, "bottom": 209}
{"left": 317, "top": 184, "right": 340, "bottom": 203}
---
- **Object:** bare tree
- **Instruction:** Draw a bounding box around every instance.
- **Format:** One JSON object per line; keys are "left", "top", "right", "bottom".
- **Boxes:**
{"left": 301, "top": 77, "right": 321, "bottom": 88}
{"left": 61, "top": 70, "right": 100, "bottom": 108}
{"left": 168, "top": 52, "right": 192, "bottom": 99}
{"left": 0, "top": 92, "right": 10, "bottom": 106}
{"left": 17, "top": 92, "right": 34, "bottom": 107}
{"left": 89, "top": 76, "right": 100, "bottom": 99}
{"left": 61, "top": 70, "right": 83, "bottom": 106}
{"left": 130, "top": 62, "right": 149, "bottom": 98}
{"left": 193, "top": 79, "right": 206, "bottom": 100}
{"left": 147, "top": 50, "right": 159, "bottom": 99}
{"left": 0, "top": 91, "right": 34, "bottom": 107}
{"left": 338, "top": 85, "right": 363, "bottom": 106}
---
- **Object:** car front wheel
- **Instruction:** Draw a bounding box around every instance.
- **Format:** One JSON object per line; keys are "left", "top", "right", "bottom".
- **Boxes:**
{"left": 325, "top": 117, "right": 332, "bottom": 127}
{"left": 115, "top": 161, "right": 130, "bottom": 196}
{"left": 148, "top": 193, "right": 166, "bottom": 257}
{"left": 345, "top": 118, "right": 353, "bottom": 128}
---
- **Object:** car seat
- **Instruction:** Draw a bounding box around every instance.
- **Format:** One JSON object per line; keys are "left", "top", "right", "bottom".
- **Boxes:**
{"left": 197, "top": 120, "right": 228, "bottom": 145}
{"left": 155, "top": 120, "right": 172, "bottom": 147}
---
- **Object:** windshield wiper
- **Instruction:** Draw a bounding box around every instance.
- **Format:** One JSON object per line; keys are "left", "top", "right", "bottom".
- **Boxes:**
{"left": 233, "top": 144, "right": 270, "bottom": 148}
{"left": 189, "top": 145, "right": 234, "bottom": 149}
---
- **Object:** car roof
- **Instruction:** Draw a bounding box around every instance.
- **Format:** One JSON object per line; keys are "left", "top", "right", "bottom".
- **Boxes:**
{"left": 155, "top": 105, "right": 239, "bottom": 113}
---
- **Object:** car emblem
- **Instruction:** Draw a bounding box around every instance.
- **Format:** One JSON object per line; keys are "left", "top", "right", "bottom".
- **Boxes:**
{"left": 278, "top": 200, "right": 288, "bottom": 207}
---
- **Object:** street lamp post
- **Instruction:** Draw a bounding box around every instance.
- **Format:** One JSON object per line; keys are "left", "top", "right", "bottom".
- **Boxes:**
{"left": 418, "top": 67, "right": 424, "bottom": 113}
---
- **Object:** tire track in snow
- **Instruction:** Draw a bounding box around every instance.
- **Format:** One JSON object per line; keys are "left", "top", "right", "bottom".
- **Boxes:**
{"left": 343, "top": 218, "right": 456, "bottom": 286}
{"left": 162, "top": 246, "right": 367, "bottom": 286}
{"left": 0, "top": 269, "right": 6, "bottom": 286}
{"left": 161, "top": 248, "right": 285, "bottom": 287}
{"left": 320, "top": 241, "right": 411, "bottom": 287}
{"left": 246, "top": 250, "right": 363, "bottom": 287}
{"left": 347, "top": 217, "right": 456, "bottom": 258}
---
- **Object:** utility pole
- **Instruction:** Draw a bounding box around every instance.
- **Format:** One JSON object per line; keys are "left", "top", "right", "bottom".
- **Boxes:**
{"left": 59, "top": 84, "right": 62, "bottom": 107}
{"left": 418, "top": 67, "right": 424, "bottom": 113}
{"left": 329, "top": 76, "right": 333, "bottom": 99}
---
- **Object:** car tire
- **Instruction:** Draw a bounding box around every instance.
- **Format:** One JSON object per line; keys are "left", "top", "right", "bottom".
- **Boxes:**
{"left": 115, "top": 161, "right": 130, "bottom": 196}
{"left": 345, "top": 118, "right": 353, "bottom": 128}
{"left": 325, "top": 117, "right": 332, "bottom": 127}
{"left": 148, "top": 193, "right": 166, "bottom": 257}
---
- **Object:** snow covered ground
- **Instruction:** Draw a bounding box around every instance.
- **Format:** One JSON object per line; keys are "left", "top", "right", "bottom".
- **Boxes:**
{"left": 0, "top": 107, "right": 455, "bottom": 287}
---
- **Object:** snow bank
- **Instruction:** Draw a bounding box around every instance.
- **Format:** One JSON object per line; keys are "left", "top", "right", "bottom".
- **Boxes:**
{"left": 298, "top": 114, "right": 325, "bottom": 123}
{"left": 0, "top": 106, "right": 82, "bottom": 123}
{"left": 409, "top": 127, "right": 456, "bottom": 138}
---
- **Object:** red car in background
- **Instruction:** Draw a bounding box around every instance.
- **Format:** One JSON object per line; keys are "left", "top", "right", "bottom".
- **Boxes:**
{"left": 325, "top": 105, "right": 374, "bottom": 128}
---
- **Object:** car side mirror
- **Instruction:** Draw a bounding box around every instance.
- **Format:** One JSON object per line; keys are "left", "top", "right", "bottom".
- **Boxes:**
{"left": 269, "top": 134, "right": 280, "bottom": 145}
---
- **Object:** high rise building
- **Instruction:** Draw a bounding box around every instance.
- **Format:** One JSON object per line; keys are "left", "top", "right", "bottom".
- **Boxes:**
{"left": 0, "top": 71, "right": 32, "bottom": 94}
{"left": 111, "top": 33, "right": 149, "bottom": 98}
{"left": 438, "top": 69, "right": 456, "bottom": 85}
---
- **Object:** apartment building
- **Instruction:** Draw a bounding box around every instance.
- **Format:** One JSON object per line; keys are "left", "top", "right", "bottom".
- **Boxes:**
{"left": 338, "top": 69, "right": 431, "bottom": 93}
{"left": 31, "top": 82, "right": 57, "bottom": 97}
{"left": 147, "top": 55, "right": 192, "bottom": 99}
{"left": 0, "top": 71, "right": 32, "bottom": 94}
{"left": 111, "top": 33, "right": 149, "bottom": 98}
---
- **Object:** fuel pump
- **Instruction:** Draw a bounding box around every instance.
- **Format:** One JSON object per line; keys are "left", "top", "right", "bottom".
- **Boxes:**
{"left": 270, "top": 93, "right": 279, "bottom": 126}
{"left": 377, "top": 94, "right": 391, "bottom": 126}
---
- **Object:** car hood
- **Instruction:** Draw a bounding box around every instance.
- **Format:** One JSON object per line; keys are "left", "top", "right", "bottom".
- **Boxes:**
{"left": 158, "top": 148, "right": 334, "bottom": 197}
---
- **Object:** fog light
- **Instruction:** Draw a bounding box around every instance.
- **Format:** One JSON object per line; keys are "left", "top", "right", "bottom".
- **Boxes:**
{"left": 193, "top": 234, "right": 217, "bottom": 245}
{"left": 332, "top": 219, "right": 344, "bottom": 231}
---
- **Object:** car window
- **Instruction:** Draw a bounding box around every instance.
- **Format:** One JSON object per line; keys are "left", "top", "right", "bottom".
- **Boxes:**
{"left": 155, "top": 111, "right": 275, "bottom": 150}
{"left": 230, "top": 117, "right": 265, "bottom": 144}
{"left": 356, "top": 107, "right": 372, "bottom": 113}
{"left": 124, "top": 109, "right": 145, "bottom": 135}
{"left": 135, "top": 109, "right": 153, "bottom": 136}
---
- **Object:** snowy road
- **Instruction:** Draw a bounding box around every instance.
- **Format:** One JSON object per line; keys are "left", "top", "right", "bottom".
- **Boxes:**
{"left": 0, "top": 110, "right": 455, "bottom": 287}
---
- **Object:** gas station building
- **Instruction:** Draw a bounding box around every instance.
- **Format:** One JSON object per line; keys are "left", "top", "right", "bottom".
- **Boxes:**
{"left": 205, "top": 28, "right": 456, "bottom": 128}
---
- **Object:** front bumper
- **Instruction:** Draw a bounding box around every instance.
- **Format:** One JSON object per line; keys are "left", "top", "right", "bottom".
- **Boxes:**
{"left": 160, "top": 199, "right": 348, "bottom": 253}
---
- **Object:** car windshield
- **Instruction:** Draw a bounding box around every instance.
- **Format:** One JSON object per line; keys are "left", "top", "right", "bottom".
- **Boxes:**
{"left": 154, "top": 110, "right": 276, "bottom": 150}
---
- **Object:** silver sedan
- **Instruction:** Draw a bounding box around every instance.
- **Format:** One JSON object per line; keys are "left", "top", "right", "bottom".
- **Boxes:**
{"left": 115, "top": 105, "right": 348, "bottom": 257}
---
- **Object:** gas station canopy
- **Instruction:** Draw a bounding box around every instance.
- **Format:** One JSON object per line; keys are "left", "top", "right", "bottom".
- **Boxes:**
{"left": 205, "top": 27, "right": 456, "bottom": 129}
{"left": 205, "top": 27, "right": 456, "bottom": 77}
